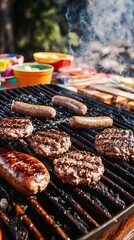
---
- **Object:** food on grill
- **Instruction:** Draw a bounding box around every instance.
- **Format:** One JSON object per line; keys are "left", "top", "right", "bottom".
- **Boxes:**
{"left": 0, "top": 117, "right": 33, "bottom": 140}
{"left": 53, "top": 150, "right": 104, "bottom": 185}
{"left": 11, "top": 101, "right": 56, "bottom": 118}
{"left": 70, "top": 116, "right": 113, "bottom": 128}
{"left": 22, "top": 65, "right": 40, "bottom": 71}
{"left": 52, "top": 95, "right": 87, "bottom": 115}
{"left": 95, "top": 128, "right": 134, "bottom": 160}
{"left": 0, "top": 151, "right": 50, "bottom": 195}
{"left": 27, "top": 129, "right": 71, "bottom": 157}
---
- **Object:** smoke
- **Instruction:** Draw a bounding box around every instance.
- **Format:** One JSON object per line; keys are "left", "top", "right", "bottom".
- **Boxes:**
{"left": 88, "top": 0, "right": 134, "bottom": 45}
{"left": 66, "top": 0, "right": 134, "bottom": 73}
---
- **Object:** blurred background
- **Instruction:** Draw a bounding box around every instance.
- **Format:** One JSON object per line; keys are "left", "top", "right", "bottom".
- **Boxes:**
{"left": 0, "top": 0, "right": 72, "bottom": 61}
{"left": 1, "top": 0, "right": 134, "bottom": 77}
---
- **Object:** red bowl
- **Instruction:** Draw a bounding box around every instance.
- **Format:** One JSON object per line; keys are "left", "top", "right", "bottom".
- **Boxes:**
{"left": 51, "top": 59, "right": 73, "bottom": 71}
{"left": 33, "top": 52, "right": 74, "bottom": 71}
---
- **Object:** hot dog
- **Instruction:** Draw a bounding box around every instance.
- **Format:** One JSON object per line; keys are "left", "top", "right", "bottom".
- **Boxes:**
{"left": 11, "top": 101, "right": 56, "bottom": 118}
{"left": 0, "top": 151, "right": 50, "bottom": 195}
{"left": 52, "top": 95, "right": 87, "bottom": 115}
{"left": 70, "top": 116, "right": 113, "bottom": 128}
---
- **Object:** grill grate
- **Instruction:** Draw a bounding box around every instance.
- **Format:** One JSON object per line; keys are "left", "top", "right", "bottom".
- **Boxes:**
{"left": 0, "top": 84, "right": 134, "bottom": 240}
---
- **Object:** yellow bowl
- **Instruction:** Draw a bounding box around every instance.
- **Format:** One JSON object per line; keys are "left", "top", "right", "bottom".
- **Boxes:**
{"left": 12, "top": 63, "right": 54, "bottom": 87}
{"left": 33, "top": 52, "right": 74, "bottom": 70}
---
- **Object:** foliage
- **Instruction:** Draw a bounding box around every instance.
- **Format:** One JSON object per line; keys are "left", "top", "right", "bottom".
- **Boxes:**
{"left": 12, "top": 0, "right": 69, "bottom": 61}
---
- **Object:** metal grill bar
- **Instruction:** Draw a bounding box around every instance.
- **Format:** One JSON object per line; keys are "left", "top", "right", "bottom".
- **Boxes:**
{"left": 104, "top": 169, "right": 134, "bottom": 196}
{"left": 0, "top": 84, "right": 134, "bottom": 240}
{"left": 72, "top": 188, "right": 112, "bottom": 222}
{"left": 43, "top": 190, "right": 89, "bottom": 236}
{"left": 0, "top": 208, "right": 21, "bottom": 240}
{"left": 28, "top": 197, "right": 70, "bottom": 240}
{"left": 49, "top": 181, "right": 100, "bottom": 228}
{"left": 12, "top": 202, "right": 45, "bottom": 240}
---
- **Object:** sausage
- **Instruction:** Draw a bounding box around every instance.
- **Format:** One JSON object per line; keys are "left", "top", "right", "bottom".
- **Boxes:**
{"left": 52, "top": 95, "right": 87, "bottom": 115}
{"left": 70, "top": 116, "right": 113, "bottom": 128}
{"left": 0, "top": 151, "right": 50, "bottom": 195}
{"left": 11, "top": 101, "right": 56, "bottom": 118}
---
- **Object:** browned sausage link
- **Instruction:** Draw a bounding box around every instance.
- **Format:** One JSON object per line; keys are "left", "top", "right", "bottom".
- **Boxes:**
{"left": 0, "top": 152, "right": 50, "bottom": 195}
{"left": 52, "top": 95, "right": 87, "bottom": 115}
{"left": 70, "top": 116, "right": 113, "bottom": 128}
{"left": 11, "top": 101, "right": 56, "bottom": 118}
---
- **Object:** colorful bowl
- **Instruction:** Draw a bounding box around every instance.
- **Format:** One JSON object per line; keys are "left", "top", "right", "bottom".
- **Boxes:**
{"left": 1, "top": 53, "right": 24, "bottom": 79}
{"left": 33, "top": 52, "right": 74, "bottom": 71}
{"left": 0, "top": 53, "right": 24, "bottom": 72}
{"left": 12, "top": 63, "right": 54, "bottom": 87}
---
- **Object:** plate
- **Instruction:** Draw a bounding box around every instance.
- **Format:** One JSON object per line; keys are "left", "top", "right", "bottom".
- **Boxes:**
{"left": 58, "top": 65, "right": 97, "bottom": 75}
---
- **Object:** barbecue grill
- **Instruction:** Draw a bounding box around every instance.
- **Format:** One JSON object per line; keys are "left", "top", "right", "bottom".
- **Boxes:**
{"left": 0, "top": 84, "right": 134, "bottom": 240}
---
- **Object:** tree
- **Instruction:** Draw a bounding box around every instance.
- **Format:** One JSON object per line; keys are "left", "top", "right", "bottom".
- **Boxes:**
{"left": 0, "top": 0, "right": 69, "bottom": 60}
{"left": 0, "top": 0, "right": 14, "bottom": 52}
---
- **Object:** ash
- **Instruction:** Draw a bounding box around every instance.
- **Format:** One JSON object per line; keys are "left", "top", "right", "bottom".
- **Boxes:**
{"left": 17, "top": 94, "right": 38, "bottom": 104}
{"left": 0, "top": 198, "right": 8, "bottom": 211}
{"left": 66, "top": 0, "right": 134, "bottom": 77}
{"left": 10, "top": 217, "right": 29, "bottom": 240}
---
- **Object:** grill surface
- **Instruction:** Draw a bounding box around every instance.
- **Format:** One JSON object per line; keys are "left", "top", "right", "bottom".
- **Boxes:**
{"left": 0, "top": 84, "right": 134, "bottom": 240}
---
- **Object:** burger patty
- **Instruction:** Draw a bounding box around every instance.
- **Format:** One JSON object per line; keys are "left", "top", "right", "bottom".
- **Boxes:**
{"left": 53, "top": 150, "right": 104, "bottom": 185}
{"left": 95, "top": 128, "right": 134, "bottom": 160}
{"left": 27, "top": 129, "right": 71, "bottom": 157}
{"left": 0, "top": 117, "right": 33, "bottom": 140}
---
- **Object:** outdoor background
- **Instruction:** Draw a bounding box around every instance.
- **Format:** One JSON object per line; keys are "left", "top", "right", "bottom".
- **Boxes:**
{"left": 0, "top": 0, "right": 86, "bottom": 61}
{"left": 1, "top": 0, "right": 134, "bottom": 77}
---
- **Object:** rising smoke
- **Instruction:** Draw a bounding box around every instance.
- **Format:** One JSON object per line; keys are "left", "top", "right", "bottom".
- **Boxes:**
{"left": 66, "top": 0, "right": 134, "bottom": 75}
{"left": 87, "top": 0, "right": 134, "bottom": 45}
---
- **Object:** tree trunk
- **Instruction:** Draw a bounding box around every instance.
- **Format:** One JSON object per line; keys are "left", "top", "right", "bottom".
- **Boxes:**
{"left": 0, "top": 0, "right": 14, "bottom": 52}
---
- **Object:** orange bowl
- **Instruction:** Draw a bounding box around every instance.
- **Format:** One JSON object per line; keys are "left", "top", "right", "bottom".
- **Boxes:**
{"left": 33, "top": 52, "right": 74, "bottom": 71}
{"left": 12, "top": 63, "right": 54, "bottom": 87}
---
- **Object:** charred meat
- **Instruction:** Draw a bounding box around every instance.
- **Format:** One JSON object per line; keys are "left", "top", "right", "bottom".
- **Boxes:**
{"left": 0, "top": 151, "right": 50, "bottom": 195}
{"left": 0, "top": 117, "right": 33, "bottom": 140}
{"left": 27, "top": 129, "right": 71, "bottom": 157}
{"left": 95, "top": 128, "right": 134, "bottom": 160}
{"left": 53, "top": 150, "right": 104, "bottom": 185}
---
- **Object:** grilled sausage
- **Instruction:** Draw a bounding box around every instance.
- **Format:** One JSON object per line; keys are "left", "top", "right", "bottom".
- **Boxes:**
{"left": 70, "top": 116, "right": 113, "bottom": 128}
{"left": 0, "top": 152, "right": 50, "bottom": 195}
{"left": 11, "top": 101, "right": 56, "bottom": 118}
{"left": 52, "top": 95, "right": 87, "bottom": 115}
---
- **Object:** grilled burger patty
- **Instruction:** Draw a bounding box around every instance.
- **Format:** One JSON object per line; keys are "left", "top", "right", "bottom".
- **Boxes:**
{"left": 0, "top": 151, "right": 50, "bottom": 195}
{"left": 53, "top": 150, "right": 104, "bottom": 185}
{"left": 27, "top": 129, "right": 71, "bottom": 157}
{"left": 95, "top": 128, "right": 134, "bottom": 160}
{"left": 0, "top": 117, "right": 33, "bottom": 140}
